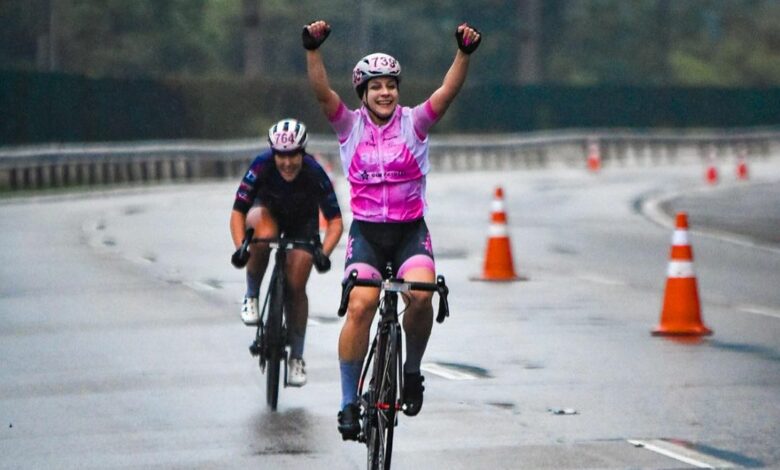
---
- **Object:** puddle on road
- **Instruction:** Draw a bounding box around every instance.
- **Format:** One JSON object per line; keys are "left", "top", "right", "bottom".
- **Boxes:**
{"left": 708, "top": 339, "right": 780, "bottom": 363}
{"left": 122, "top": 205, "right": 146, "bottom": 216}
{"left": 201, "top": 278, "right": 222, "bottom": 290}
{"left": 548, "top": 244, "right": 579, "bottom": 255}
{"left": 487, "top": 401, "right": 516, "bottom": 411}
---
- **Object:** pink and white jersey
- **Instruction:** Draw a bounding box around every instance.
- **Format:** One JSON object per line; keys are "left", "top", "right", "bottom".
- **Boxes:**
{"left": 328, "top": 100, "right": 439, "bottom": 222}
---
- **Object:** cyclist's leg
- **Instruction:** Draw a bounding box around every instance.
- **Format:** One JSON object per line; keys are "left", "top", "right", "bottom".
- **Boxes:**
{"left": 398, "top": 266, "right": 435, "bottom": 371}
{"left": 339, "top": 222, "right": 382, "bottom": 431}
{"left": 245, "top": 205, "right": 278, "bottom": 296}
{"left": 284, "top": 247, "right": 314, "bottom": 360}
{"left": 396, "top": 220, "right": 435, "bottom": 417}
{"left": 396, "top": 219, "right": 436, "bottom": 374}
{"left": 240, "top": 205, "right": 278, "bottom": 324}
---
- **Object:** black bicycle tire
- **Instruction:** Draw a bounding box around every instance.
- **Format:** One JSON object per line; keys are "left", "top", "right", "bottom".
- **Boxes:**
{"left": 265, "top": 271, "right": 285, "bottom": 411}
{"left": 366, "top": 332, "right": 385, "bottom": 469}
{"left": 367, "top": 323, "right": 398, "bottom": 470}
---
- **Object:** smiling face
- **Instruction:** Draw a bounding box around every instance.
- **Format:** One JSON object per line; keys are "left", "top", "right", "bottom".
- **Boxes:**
{"left": 274, "top": 152, "right": 303, "bottom": 181}
{"left": 363, "top": 76, "right": 399, "bottom": 124}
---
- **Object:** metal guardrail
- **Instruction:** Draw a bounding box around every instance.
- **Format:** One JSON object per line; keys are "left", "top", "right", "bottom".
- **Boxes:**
{"left": 1, "top": 129, "right": 778, "bottom": 191}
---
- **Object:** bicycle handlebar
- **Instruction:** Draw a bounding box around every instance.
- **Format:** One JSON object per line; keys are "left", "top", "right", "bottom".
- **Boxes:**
{"left": 231, "top": 228, "right": 325, "bottom": 270}
{"left": 337, "top": 270, "right": 450, "bottom": 323}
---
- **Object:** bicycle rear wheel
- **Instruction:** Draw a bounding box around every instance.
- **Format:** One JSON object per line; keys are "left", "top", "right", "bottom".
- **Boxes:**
{"left": 265, "top": 273, "right": 285, "bottom": 411}
{"left": 366, "top": 323, "right": 400, "bottom": 470}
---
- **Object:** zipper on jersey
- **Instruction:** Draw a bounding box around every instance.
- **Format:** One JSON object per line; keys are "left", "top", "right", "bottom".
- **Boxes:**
{"left": 376, "top": 127, "right": 388, "bottom": 221}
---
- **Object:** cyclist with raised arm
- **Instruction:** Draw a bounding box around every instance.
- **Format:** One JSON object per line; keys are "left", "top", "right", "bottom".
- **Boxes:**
{"left": 230, "top": 118, "right": 344, "bottom": 387}
{"left": 302, "top": 20, "right": 481, "bottom": 439}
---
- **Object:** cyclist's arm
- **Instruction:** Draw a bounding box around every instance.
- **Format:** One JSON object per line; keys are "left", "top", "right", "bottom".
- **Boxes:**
{"left": 321, "top": 216, "right": 343, "bottom": 257}
{"left": 305, "top": 43, "right": 341, "bottom": 118}
{"left": 231, "top": 155, "right": 266, "bottom": 249}
{"left": 427, "top": 23, "right": 480, "bottom": 119}
{"left": 427, "top": 51, "right": 470, "bottom": 119}
{"left": 230, "top": 209, "right": 247, "bottom": 249}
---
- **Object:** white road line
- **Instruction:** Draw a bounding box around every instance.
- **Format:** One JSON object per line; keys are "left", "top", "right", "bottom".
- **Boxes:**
{"left": 577, "top": 273, "right": 626, "bottom": 286}
{"left": 737, "top": 305, "right": 780, "bottom": 320}
{"left": 421, "top": 363, "right": 479, "bottom": 380}
{"left": 641, "top": 187, "right": 780, "bottom": 256}
{"left": 628, "top": 439, "right": 735, "bottom": 469}
{"left": 185, "top": 281, "right": 218, "bottom": 292}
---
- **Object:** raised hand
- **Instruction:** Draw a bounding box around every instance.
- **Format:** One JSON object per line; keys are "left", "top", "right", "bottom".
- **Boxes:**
{"left": 303, "top": 20, "right": 331, "bottom": 50}
{"left": 455, "top": 23, "right": 482, "bottom": 54}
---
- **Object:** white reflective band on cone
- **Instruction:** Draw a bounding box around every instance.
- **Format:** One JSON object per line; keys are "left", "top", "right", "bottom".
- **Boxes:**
{"left": 491, "top": 200, "right": 505, "bottom": 212}
{"left": 671, "top": 230, "right": 690, "bottom": 246}
{"left": 667, "top": 261, "right": 695, "bottom": 278}
{"left": 488, "top": 224, "right": 508, "bottom": 237}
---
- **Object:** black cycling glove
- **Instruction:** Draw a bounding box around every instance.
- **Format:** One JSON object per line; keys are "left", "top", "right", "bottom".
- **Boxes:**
{"left": 302, "top": 23, "right": 331, "bottom": 50}
{"left": 455, "top": 24, "right": 482, "bottom": 54}
{"left": 231, "top": 248, "right": 250, "bottom": 268}
{"left": 313, "top": 248, "right": 331, "bottom": 273}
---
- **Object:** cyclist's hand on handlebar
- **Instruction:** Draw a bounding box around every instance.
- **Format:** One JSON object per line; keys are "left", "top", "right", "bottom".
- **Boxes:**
{"left": 313, "top": 248, "right": 331, "bottom": 273}
{"left": 303, "top": 20, "right": 331, "bottom": 50}
{"left": 455, "top": 23, "right": 482, "bottom": 54}
{"left": 231, "top": 247, "right": 250, "bottom": 268}
{"left": 231, "top": 227, "right": 254, "bottom": 268}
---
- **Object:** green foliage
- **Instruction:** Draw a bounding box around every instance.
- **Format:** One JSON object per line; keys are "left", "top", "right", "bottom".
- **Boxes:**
{"left": 2, "top": 0, "right": 780, "bottom": 85}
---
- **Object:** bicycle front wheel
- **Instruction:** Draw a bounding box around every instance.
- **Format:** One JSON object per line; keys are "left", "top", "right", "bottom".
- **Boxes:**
{"left": 265, "top": 274, "right": 285, "bottom": 411}
{"left": 366, "top": 323, "right": 400, "bottom": 470}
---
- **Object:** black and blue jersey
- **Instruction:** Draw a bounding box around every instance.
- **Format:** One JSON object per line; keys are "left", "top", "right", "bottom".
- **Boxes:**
{"left": 233, "top": 150, "right": 341, "bottom": 227}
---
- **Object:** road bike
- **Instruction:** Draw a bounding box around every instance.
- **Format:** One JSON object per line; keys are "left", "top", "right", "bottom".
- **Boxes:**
{"left": 233, "top": 228, "right": 322, "bottom": 411}
{"left": 338, "top": 264, "right": 450, "bottom": 469}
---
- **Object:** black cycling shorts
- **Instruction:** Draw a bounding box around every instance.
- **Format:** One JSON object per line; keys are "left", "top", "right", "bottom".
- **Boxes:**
{"left": 248, "top": 201, "right": 319, "bottom": 255}
{"left": 344, "top": 219, "right": 435, "bottom": 280}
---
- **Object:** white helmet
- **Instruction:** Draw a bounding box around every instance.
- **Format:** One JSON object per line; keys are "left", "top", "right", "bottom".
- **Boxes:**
{"left": 268, "top": 118, "right": 308, "bottom": 154}
{"left": 352, "top": 53, "right": 401, "bottom": 97}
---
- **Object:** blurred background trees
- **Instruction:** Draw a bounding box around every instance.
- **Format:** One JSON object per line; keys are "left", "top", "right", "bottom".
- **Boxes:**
{"left": 3, "top": 0, "right": 780, "bottom": 86}
{"left": 2, "top": 0, "right": 780, "bottom": 143}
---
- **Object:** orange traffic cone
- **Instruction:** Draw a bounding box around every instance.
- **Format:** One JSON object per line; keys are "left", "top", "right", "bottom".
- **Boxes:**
{"left": 587, "top": 140, "right": 601, "bottom": 172}
{"left": 472, "top": 187, "right": 524, "bottom": 282}
{"left": 705, "top": 164, "right": 718, "bottom": 184}
{"left": 736, "top": 151, "right": 749, "bottom": 180}
{"left": 652, "top": 212, "right": 712, "bottom": 336}
{"left": 705, "top": 152, "right": 718, "bottom": 184}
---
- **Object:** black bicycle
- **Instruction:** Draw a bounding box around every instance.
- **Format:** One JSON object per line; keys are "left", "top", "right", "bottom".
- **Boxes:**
{"left": 338, "top": 264, "right": 450, "bottom": 470}
{"left": 233, "top": 228, "right": 326, "bottom": 411}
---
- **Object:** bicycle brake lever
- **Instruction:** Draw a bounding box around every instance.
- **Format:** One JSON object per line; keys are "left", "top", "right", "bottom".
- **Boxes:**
{"left": 338, "top": 270, "right": 359, "bottom": 317}
{"left": 435, "top": 275, "right": 449, "bottom": 323}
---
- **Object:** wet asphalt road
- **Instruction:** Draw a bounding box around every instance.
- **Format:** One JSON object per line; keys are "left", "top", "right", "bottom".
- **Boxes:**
{"left": 661, "top": 181, "right": 780, "bottom": 248}
{"left": 1, "top": 159, "right": 779, "bottom": 469}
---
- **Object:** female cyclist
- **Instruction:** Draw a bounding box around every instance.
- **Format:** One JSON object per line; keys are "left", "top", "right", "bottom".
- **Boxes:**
{"left": 302, "top": 20, "right": 481, "bottom": 438}
{"left": 230, "top": 118, "right": 344, "bottom": 387}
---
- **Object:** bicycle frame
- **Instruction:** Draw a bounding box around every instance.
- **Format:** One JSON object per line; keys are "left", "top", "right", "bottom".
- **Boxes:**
{"left": 338, "top": 266, "right": 449, "bottom": 470}
{"left": 247, "top": 235, "right": 318, "bottom": 411}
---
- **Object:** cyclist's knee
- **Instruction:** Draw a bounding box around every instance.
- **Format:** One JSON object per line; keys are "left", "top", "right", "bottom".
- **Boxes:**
{"left": 347, "top": 290, "right": 378, "bottom": 325}
{"left": 406, "top": 290, "right": 434, "bottom": 311}
{"left": 286, "top": 275, "right": 308, "bottom": 296}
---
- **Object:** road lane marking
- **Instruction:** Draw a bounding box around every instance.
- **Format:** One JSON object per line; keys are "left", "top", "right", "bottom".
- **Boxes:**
{"left": 421, "top": 362, "right": 479, "bottom": 380}
{"left": 628, "top": 439, "right": 735, "bottom": 468}
{"left": 577, "top": 273, "right": 626, "bottom": 286}
{"left": 738, "top": 304, "right": 780, "bottom": 320}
